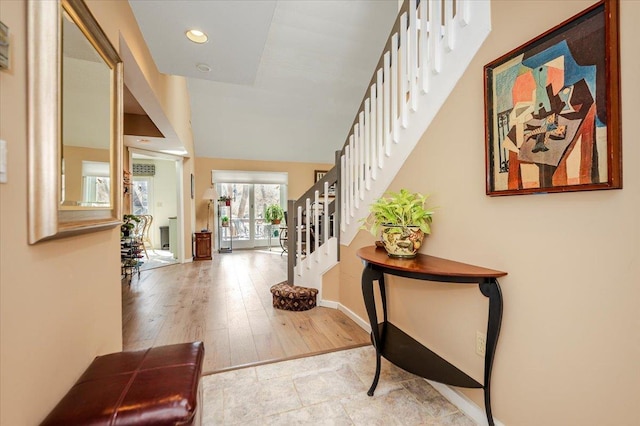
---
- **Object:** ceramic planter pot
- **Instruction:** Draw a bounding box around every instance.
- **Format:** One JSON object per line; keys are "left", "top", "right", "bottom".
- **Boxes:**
{"left": 381, "top": 225, "right": 424, "bottom": 258}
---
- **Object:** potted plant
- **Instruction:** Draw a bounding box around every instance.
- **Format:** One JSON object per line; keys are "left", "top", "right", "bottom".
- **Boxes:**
{"left": 218, "top": 195, "right": 232, "bottom": 206}
{"left": 121, "top": 214, "right": 141, "bottom": 237}
{"left": 264, "top": 204, "right": 284, "bottom": 224}
{"left": 360, "top": 189, "right": 434, "bottom": 258}
{"left": 221, "top": 215, "right": 230, "bottom": 227}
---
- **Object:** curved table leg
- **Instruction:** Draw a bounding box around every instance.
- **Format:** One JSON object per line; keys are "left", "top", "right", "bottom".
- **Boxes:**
{"left": 361, "top": 263, "right": 385, "bottom": 396}
{"left": 479, "top": 279, "right": 503, "bottom": 426}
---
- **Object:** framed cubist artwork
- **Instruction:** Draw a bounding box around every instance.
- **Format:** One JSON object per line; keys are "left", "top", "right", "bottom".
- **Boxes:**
{"left": 484, "top": 0, "right": 621, "bottom": 196}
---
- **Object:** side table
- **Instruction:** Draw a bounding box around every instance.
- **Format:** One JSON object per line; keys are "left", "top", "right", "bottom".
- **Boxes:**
{"left": 357, "top": 246, "right": 506, "bottom": 426}
{"left": 193, "top": 231, "right": 212, "bottom": 260}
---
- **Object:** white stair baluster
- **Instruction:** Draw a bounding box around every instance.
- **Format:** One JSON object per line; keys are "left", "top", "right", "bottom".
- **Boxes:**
{"left": 430, "top": 0, "right": 442, "bottom": 74}
{"left": 420, "top": 0, "right": 429, "bottom": 94}
{"left": 340, "top": 153, "right": 346, "bottom": 231}
{"left": 370, "top": 84, "right": 378, "bottom": 181}
{"left": 460, "top": 0, "right": 470, "bottom": 26}
{"left": 391, "top": 33, "right": 399, "bottom": 143}
{"left": 382, "top": 53, "right": 391, "bottom": 158}
{"left": 314, "top": 191, "right": 319, "bottom": 256}
{"left": 324, "top": 182, "right": 329, "bottom": 255}
{"left": 400, "top": 12, "right": 408, "bottom": 130}
{"left": 445, "top": 0, "right": 455, "bottom": 51}
{"left": 409, "top": 0, "right": 418, "bottom": 112}
{"left": 305, "top": 198, "right": 311, "bottom": 268}
{"left": 297, "top": 205, "right": 302, "bottom": 275}
{"left": 346, "top": 142, "right": 353, "bottom": 219}
{"left": 358, "top": 112, "right": 365, "bottom": 200}
{"left": 364, "top": 100, "right": 371, "bottom": 190}
{"left": 353, "top": 125, "right": 360, "bottom": 208}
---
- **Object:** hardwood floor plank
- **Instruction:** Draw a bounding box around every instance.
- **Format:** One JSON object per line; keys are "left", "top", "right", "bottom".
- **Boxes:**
{"left": 253, "top": 332, "right": 286, "bottom": 361}
{"left": 204, "top": 328, "right": 231, "bottom": 373}
{"left": 228, "top": 328, "right": 259, "bottom": 366}
{"left": 268, "top": 313, "right": 311, "bottom": 357}
{"left": 122, "top": 250, "right": 368, "bottom": 373}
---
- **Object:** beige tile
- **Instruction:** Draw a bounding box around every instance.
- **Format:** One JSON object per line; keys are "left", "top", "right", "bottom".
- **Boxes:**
{"left": 201, "top": 346, "right": 479, "bottom": 426}
{"left": 201, "top": 385, "right": 224, "bottom": 425}
{"left": 426, "top": 411, "right": 478, "bottom": 426}
{"left": 402, "top": 379, "right": 458, "bottom": 418}
{"left": 339, "top": 387, "right": 434, "bottom": 426}
{"left": 293, "top": 364, "right": 368, "bottom": 406}
{"left": 222, "top": 376, "right": 301, "bottom": 423}
{"left": 262, "top": 401, "right": 353, "bottom": 425}
{"left": 203, "top": 366, "right": 258, "bottom": 390}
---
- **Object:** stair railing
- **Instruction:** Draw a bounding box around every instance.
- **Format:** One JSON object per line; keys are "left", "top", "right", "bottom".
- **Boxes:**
{"left": 286, "top": 0, "right": 491, "bottom": 288}
{"left": 339, "top": 0, "right": 490, "bottom": 245}
{"left": 287, "top": 151, "right": 341, "bottom": 286}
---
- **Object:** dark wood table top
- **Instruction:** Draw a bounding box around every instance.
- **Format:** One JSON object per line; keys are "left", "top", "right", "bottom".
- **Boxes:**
{"left": 356, "top": 246, "right": 507, "bottom": 279}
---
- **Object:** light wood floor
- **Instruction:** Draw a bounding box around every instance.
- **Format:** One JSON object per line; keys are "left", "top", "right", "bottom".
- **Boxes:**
{"left": 122, "top": 249, "right": 369, "bottom": 374}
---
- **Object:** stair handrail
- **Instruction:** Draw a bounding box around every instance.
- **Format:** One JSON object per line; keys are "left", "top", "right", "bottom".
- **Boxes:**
{"left": 287, "top": 151, "right": 341, "bottom": 285}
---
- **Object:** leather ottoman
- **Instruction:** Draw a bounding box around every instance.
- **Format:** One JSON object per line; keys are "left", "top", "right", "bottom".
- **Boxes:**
{"left": 41, "top": 342, "right": 204, "bottom": 426}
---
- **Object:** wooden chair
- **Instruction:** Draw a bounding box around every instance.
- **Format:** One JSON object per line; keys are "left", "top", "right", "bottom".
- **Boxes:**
{"left": 132, "top": 216, "right": 147, "bottom": 259}
{"left": 141, "top": 214, "right": 154, "bottom": 257}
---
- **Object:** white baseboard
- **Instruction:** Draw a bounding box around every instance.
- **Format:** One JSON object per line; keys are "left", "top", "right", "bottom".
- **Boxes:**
{"left": 426, "top": 380, "right": 505, "bottom": 426}
{"left": 336, "top": 302, "right": 371, "bottom": 334}
{"left": 329, "top": 302, "right": 503, "bottom": 426}
{"left": 318, "top": 299, "right": 339, "bottom": 309}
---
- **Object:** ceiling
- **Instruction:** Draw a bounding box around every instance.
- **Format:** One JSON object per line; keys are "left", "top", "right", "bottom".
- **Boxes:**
{"left": 127, "top": 0, "right": 398, "bottom": 163}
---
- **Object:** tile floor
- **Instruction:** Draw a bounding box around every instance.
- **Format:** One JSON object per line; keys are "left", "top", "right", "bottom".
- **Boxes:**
{"left": 202, "top": 345, "right": 478, "bottom": 425}
{"left": 138, "top": 249, "right": 178, "bottom": 271}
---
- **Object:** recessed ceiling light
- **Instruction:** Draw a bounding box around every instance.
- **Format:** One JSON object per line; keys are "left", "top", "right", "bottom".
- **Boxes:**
{"left": 196, "top": 63, "right": 212, "bottom": 73}
{"left": 186, "top": 29, "right": 208, "bottom": 44}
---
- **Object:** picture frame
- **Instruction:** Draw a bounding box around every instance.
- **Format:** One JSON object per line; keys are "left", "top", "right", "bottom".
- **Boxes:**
{"left": 190, "top": 173, "right": 195, "bottom": 199}
{"left": 314, "top": 169, "right": 336, "bottom": 196}
{"left": 28, "top": 0, "right": 123, "bottom": 243}
{"left": 314, "top": 170, "right": 327, "bottom": 182}
{"left": 484, "top": 0, "right": 621, "bottom": 196}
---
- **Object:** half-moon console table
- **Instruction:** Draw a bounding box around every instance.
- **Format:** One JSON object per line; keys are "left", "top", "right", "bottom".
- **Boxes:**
{"left": 357, "top": 246, "right": 506, "bottom": 426}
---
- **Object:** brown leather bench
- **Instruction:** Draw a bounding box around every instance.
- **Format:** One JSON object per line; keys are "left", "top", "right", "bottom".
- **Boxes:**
{"left": 41, "top": 342, "right": 204, "bottom": 426}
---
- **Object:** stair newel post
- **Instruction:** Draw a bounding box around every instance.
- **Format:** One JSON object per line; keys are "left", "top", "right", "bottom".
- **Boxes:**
{"left": 287, "top": 199, "right": 295, "bottom": 285}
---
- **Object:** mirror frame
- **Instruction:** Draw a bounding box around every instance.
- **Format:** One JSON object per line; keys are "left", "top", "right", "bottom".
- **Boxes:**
{"left": 28, "top": 0, "right": 122, "bottom": 244}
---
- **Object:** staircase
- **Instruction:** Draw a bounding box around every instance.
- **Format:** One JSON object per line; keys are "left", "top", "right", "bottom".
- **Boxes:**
{"left": 286, "top": 0, "right": 491, "bottom": 303}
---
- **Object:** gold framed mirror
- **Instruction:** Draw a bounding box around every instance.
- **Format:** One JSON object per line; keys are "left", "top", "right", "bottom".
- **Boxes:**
{"left": 28, "top": 0, "right": 122, "bottom": 244}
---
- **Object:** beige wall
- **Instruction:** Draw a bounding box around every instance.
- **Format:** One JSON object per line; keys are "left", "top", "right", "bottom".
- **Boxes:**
{"left": 194, "top": 157, "right": 333, "bottom": 233}
{"left": 87, "top": 0, "right": 196, "bottom": 261}
{"left": 0, "top": 1, "right": 195, "bottom": 425}
{"left": 339, "top": 1, "right": 640, "bottom": 424}
{"left": 63, "top": 146, "right": 110, "bottom": 203}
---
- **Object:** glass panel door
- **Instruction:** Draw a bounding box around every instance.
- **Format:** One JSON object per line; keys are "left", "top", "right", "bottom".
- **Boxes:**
{"left": 217, "top": 182, "right": 285, "bottom": 249}
{"left": 254, "top": 184, "right": 283, "bottom": 246}
{"left": 132, "top": 177, "right": 153, "bottom": 216}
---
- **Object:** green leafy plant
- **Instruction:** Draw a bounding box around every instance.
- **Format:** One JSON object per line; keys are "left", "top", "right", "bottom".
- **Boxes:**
{"left": 360, "top": 189, "right": 434, "bottom": 236}
{"left": 221, "top": 215, "right": 230, "bottom": 226}
{"left": 121, "top": 214, "right": 141, "bottom": 235}
{"left": 264, "top": 204, "right": 284, "bottom": 223}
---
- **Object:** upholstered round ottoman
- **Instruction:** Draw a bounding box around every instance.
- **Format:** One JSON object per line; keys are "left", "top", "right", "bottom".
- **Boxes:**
{"left": 270, "top": 282, "right": 318, "bottom": 311}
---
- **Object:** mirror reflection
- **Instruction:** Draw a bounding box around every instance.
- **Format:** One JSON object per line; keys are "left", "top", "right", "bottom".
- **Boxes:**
{"left": 61, "top": 9, "right": 112, "bottom": 208}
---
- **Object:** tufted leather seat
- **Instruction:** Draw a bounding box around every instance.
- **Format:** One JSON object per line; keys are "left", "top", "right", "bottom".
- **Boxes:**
{"left": 40, "top": 342, "right": 204, "bottom": 426}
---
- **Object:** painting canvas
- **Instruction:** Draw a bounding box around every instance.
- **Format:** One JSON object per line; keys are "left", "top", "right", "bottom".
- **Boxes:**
{"left": 484, "top": 0, "right": 621, "bottom": 196}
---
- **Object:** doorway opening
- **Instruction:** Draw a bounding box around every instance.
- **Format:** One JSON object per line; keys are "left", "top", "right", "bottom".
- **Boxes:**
{"left": 129, "top": 149, "right": 184, "bottom": 266}
{"left": 212, "top": 170, "right": 288, "bottom": 250}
